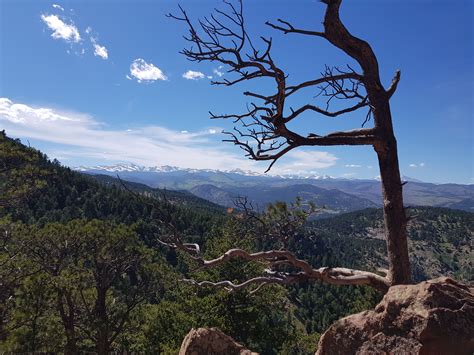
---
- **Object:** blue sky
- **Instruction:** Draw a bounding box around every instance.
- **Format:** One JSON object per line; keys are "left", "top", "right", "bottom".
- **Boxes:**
{"left": 0, "top": 0, "right": 472, "bottom": 183}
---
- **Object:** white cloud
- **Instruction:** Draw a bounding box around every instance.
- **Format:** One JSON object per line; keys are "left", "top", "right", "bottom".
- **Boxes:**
{"left": 1, "top": 98, "right": 341, "bottom": 175}
{"left": 342, "top": 173, "right": 356, "bottom": 178}
{"left": 129, "top": 59, "right": 167, "bottom": 83}
{"left": 213, "top": 68, "right": 224, "bottom": 77}
{"left": 41, "top": 14, "right": 81, "bottom": 43}
{"left": 182, "top": 70, "right": 205, "bottom": 80}
{"left": 93, "top": 43, "right": 108, "bottom": 59}
{"left": 207, "top": 75, "right": 213, "bottom": 79}
{"left": 0, "top": 98, "right": 81, "bottom": 124}
{"left": 345, "top": 164, "right": 362, "bottom": 168}
{"left": 272, "top": 150, "right": 337, "bottom": 175}
{"left": 0, "top": 98, "right": 252, "bottom": 170}
{"left": 52, "top": 4, "right": 64, "bottom": 11}
{"left": 409, "top": 162, "right": 426, "bottom": 168}
{"left": 88, "top": 31, "right": 109, "bottom": 60}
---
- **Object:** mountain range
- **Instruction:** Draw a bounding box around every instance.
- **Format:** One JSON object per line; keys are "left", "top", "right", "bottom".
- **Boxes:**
{"left": 77, "top": 164, "right": 474, "bottom": 213}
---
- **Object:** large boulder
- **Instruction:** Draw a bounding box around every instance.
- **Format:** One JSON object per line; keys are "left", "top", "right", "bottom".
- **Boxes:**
{"left": 317, "top": 277, "right": 474, "bottom": 355}
{"left": 179, "top": 327, "right": 258, "bottom": 355}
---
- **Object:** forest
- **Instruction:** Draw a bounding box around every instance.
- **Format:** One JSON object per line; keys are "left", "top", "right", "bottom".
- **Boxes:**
{"left": 1, "top": 131, "right": 472, "bottom": 354}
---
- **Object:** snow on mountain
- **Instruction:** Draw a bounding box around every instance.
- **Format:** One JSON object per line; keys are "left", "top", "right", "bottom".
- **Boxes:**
{"left": 77, "top": 165, "right": 435, "bottom": 183}
{"left": 74, "top": 163, "right": 334, "bottom": 179}
{"left": 75, "top": 164, "right": 427, "bottom": 183}
{"left": 76, "top": 164, "right": 182, "bottom": 173}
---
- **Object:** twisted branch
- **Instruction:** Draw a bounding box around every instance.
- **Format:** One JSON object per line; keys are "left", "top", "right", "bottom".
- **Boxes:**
{"left": 169, "top": 0, "right": 387, "bottom": 171}
{"left": 181, "top": 248, "right": 389, "bottom": 293}
{"left": 168, "top": 0, "right": 409, "bottom": 289}
{"left": 156, "top": 197, "right": 389, "bottom": 294}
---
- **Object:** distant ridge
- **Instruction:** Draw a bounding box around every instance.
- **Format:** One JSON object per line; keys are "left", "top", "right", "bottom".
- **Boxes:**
{"left": 77, "top": 164, "right": 474, "bottom": 213}
{"left": 74, "top": 163, "right": 336, "bottom": 180}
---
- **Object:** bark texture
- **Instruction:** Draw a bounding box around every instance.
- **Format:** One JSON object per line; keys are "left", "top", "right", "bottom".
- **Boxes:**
{"left": 321, "top": 0, "right": 411, "bottom": 285}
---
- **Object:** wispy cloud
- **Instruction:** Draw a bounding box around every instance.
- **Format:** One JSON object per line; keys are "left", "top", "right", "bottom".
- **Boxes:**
{"left": 129, "top": 59, "right": 167, "bottom": 83}
{"left": 213, "top": 66, "right": 224, "bottom": 77}
{"left": 182, "top": 70, "right": 205, "bottom": 80}
{"left": 271, "top": 150, "right": 337, "bottom": 175}
{"left": 0, "top": 98, "right": 338, "bottom": 174}
{"left": 342, "top": 173, "right": 356, "bottom": 178}
{"left": 42, "top": 10, "right": 109, "bottom": 60}
{"left": 41, "top": 14, "right": 81, "bottom": 43}
{"left": 409, "top": 162, "right": 425, "bottom": 168}
{"left": 0, "top": 98, "right": 250, "bottom": 170}
{"left": 52, "top": 4, "right": 64, "bottom": 11}
{"left": 345, "top": 164, "right": 362, "bottom": 168}
{"left": 90, "top": 36, "right": 108, "bottom": 60}
{"left": 93, "top": 43, "right": 108, "bottom": 59}
{"left": 85, "top": 27, "right": 109, "bottom": 60}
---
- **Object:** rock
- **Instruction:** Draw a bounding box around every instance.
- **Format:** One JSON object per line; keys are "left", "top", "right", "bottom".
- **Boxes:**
{"left": 179, "top": 327, "right": 258, "bottom": 355}
{"left": 317, "top": 277, "right": 474, "bottom": 355}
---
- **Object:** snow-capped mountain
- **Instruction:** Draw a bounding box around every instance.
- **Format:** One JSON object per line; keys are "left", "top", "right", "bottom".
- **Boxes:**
{"left": 76, "top": 163, "right": 473, "bottom": 212}
{"left": 75, "top": 163, "right": 184, "bottom": 173}
{"left": 74, "top": 163, "right": 334, "bottom": 179}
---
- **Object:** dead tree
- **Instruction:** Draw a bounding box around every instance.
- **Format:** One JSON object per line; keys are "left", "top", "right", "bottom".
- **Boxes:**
{"left": 168, "top": 0, "right": 411, "bottom": 288}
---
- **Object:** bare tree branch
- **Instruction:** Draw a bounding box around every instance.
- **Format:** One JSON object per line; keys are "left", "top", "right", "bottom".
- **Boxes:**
{"left": 182, "top": 248, "right": 389, "bottom": 293}
{"left": 387, "top": 70, "right": 401, "bottom": 98}
{"left": 155, "top": 196, "right": 389, "bottom": 293}
{"left": 169, "top": 0, "right": 412, "bottom": 287}
{"left": 266, "top": 18, "right": 326, "bottom": 38}
{"left": 169, "top": 0, "right": 377, "bottom": 172}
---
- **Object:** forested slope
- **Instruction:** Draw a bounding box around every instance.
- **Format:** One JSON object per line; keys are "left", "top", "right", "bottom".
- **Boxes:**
{"left": 1, "top": 132, "right": 472, "bottom": 354}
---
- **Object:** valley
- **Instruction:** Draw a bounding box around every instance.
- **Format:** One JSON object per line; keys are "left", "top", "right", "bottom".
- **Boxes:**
{"left": 79, "top": 164, "right": 474, "bottom": 213}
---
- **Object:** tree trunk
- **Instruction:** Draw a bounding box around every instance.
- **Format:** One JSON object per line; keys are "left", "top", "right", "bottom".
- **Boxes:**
{"left": 96, "top": 287, "right": 109, "bottom": 355}
{"left": 375, "top": 103, "right": 411, "bottom": 285}
{"left": 322, "top": 0, "right": 412, "bottom": 285}
{"left": 57, "top": 291, "right": 78, "bottom": 355}
{"left": 64, "top": 328, "right": 78, "bottom": 355}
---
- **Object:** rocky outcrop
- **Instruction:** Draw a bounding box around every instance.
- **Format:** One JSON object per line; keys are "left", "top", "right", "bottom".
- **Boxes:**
{"left": 317, "top": 277, "right": 474, "bottom": 355}
{"left": 179, "top": 327, "right": 258, "bottom": 355}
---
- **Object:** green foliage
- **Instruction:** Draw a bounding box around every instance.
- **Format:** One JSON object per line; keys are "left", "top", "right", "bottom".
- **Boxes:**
{"left": 2, "top": 219, "right": 164, "bottom": 352}
{"left": 0, "top": 131, "right": 50, "bottom": 209}
{"left": 1, "top": 133, "right": 472, "bottom": 354}
{"left": 155, "top": 215, "right": 305, "bottom": 354}
{"left": 280, "top": 332, "right": 321, "bottom": 355}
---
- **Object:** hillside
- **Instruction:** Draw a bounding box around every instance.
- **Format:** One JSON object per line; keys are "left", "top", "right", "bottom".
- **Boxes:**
{"left": 190, "top": 183, "right": 377, "bottom": 213}
{"left": 91, "top": 173, "right": 224, "bottom": 214}
{"left": 1, "top": 132, "right": 472, "bottom": 353}
{"left": 306, "top": 208, "right": 473, "bottom": 282}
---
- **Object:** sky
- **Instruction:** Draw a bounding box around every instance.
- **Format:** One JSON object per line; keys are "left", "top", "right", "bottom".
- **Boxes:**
{"left": 0, "top": 0, "right": 472, "bottom": 184}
